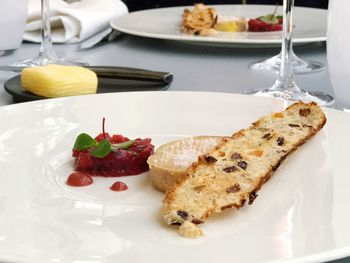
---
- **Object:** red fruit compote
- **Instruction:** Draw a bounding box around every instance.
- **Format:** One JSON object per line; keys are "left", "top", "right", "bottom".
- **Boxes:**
{"left": 72, "top": 133, "right": 154, "bottom": 177}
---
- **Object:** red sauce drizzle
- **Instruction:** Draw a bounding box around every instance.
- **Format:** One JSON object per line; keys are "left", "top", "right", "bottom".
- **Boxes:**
{"left": 67, "top": 172, "right": 93, "bottom": 187}
{"left": 110, "top": 181, "right": 128, "bottom": 191}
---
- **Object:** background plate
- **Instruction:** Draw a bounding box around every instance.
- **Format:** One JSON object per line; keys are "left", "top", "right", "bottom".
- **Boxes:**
{"left": 111, "top": 5, "right": 327, "bottom": 48}
{"left": 0, "top": 92, "right": 349, "bottom": 263}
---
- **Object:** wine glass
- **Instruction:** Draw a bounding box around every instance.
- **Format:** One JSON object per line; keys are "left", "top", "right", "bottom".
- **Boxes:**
{"left": 327, "top": 0, "right": 350, "bottom": 111}
{"left": 250, "top": 50, "right": 324, "bottom": 74}
{"left": 0, "top": 0, "right": 86, "bottom": 72}
{"left": 247, "top": 0, "right": 334, "bottom": 107}
{"left": 249, "top": 3, "right": 324, "bottom": 74}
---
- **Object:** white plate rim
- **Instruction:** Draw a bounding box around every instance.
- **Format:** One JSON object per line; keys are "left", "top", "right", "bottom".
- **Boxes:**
{"left": 110, "top": 5, "right": 327, "bottom": 46}
{"left": 0, "top": 91, "right": 349, "bottom": 263}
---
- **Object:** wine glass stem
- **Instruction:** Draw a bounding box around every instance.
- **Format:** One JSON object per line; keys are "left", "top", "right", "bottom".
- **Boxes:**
{"left": 274, "top": 0, "right": 300, "bottom": 93}
{"left": 39, "top": 0, "right": 58, "bottom": 60}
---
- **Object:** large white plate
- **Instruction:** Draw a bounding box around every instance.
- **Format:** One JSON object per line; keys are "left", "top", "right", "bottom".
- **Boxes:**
{"left": 0, "top": 92, "right": 349, "bottom": 263}
{"left": 111, "top": 5, "right": 327, "bottom": 47}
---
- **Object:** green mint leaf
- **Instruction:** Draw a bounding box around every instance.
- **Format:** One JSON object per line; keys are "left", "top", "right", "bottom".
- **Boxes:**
{"left": 73, "top": 133, "right": 98, "bottom": 150}
{"left": 91, "top": 139, "right": 112, "bottom": 158}
{"left": 260, "top": 14, "right": 279, "bottom": 24}
{"left": 112, "top": 139, "right": 135, "bottom": 150}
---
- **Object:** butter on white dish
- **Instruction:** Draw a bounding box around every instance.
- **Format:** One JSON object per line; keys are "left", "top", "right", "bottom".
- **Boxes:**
{"left": 21, "top": 64, "right": 98, "bottom": 98}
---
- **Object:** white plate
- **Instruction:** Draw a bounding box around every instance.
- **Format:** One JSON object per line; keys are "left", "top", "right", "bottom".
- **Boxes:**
{"left": 111, "top": 5, "right": 327, "bottom": 47}
{"left": 0, "top": 91, "right": 349, "bottom": 263}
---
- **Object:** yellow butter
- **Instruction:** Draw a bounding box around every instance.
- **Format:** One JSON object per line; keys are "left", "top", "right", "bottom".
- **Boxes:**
{"left": 21, "top": 64, "right": 98, "bottom": 98}
{"left": 214, "top": 17, "right": 247, "bottom": 32}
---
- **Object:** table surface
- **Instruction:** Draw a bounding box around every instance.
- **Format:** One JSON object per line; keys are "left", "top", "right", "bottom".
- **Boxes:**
{"left": 0, "top": 36, "right": 335, "bottom": 107}
{"left": 0, "top": 36, "right": 347, "bottom": 263}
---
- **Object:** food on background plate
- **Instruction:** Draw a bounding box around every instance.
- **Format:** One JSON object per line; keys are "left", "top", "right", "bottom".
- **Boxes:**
{"left": 148, "top": 136, "right": 224, "bottom": 192}
{"left": 180, "top": 3, "right": 282, "bottom": 35}
{"left": 21, "top": 64, "right": 98, "bottom": 98}
{"left": 162, "top": 102, "right": 326, "bottom": 238}
{"left": 181, "top": 3, "right": 247, "bottom": 35}
{"left": 181, "top": 3, "right": 217, "bottom": 36}
{"left": 214, "top": 16, "right": 247, "bottom": 32}
{"left": 247, "top": 13, "right": 283, "bottom": 32}
{"left": 67, "top": 119, "right": 154, "bottom": 188}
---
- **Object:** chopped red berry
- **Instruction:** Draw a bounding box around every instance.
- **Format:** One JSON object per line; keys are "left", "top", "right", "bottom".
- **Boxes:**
{"left": 73, "top": 135, "right": 154, "bottom": 177}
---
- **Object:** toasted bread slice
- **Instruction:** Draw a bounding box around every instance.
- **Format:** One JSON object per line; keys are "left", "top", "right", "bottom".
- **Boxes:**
{"left": 162, "top": 102, "right": 327, "bottom": 237}
{"left": 148, "top": 136, "right": 224, "bottom": 192}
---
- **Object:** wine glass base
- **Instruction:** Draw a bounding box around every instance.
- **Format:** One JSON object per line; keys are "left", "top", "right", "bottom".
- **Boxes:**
{"left": 0, "top": 56, "right": 88, "bottom": 73}
{"left": 248, "top": 88, "right": 335, "bottom": 107}
{"left": 250, "top": 53, "right": 324, "bottom": 75}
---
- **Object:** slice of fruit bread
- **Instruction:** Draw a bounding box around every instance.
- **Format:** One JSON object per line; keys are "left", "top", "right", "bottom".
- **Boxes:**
{"left": 162, "top": 102, "right": 326, "bottom": 237}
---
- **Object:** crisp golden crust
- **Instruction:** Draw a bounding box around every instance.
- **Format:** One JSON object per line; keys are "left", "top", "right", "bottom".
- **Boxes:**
{"left": 181, "top": 4, "right": 217, "bottom": 35}
{"left": 162, "top": 102, "right": 326, "bottom": 237}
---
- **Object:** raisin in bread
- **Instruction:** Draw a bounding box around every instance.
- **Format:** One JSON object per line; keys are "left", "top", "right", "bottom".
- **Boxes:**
{"left": 148, "top": 136, "right": 224, "bottom": 192}
{"left": 162, "top": 102, "right": 326, "bottom": 238}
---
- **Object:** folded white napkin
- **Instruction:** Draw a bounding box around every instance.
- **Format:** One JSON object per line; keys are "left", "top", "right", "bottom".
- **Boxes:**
{"left": 24, "top": 0, "right": 128, "bottom": 43}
